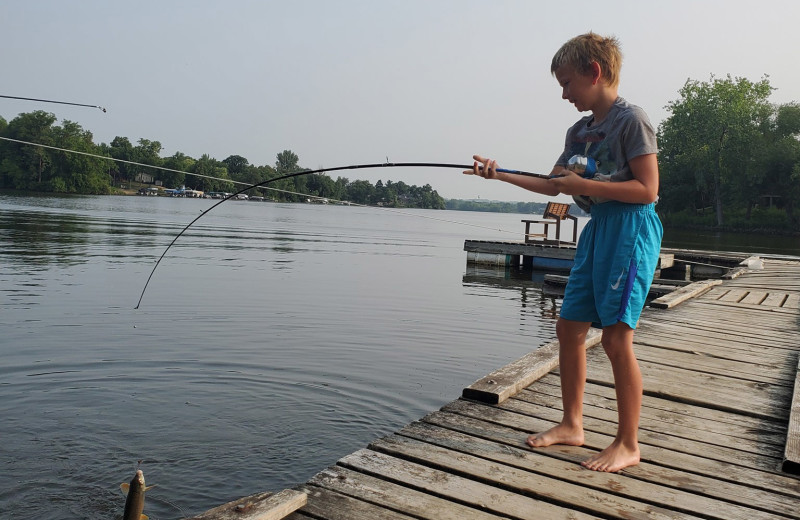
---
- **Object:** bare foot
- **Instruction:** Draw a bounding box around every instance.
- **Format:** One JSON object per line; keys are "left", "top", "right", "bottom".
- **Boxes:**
{"left": 526, "top": 423, "right": 584, "bottom": 448}
{"left": 581, "top": 439, "right": 640, "bottom": 472}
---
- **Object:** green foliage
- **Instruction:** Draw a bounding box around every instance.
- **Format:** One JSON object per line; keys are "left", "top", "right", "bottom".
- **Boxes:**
{"left": 0, "top": 111, "right": 447, "bottom": 207}
{"left": 658, "top": 74, "right": 799, "bottom": 231}
{"left": 0, "top": 111, "right": 110, "bottom": 193}
{"left": 275, "top": 150, "right": 300, "bottom": 174}
{"left": 161, "top": 151, "right": 191, "bottom": 188}
{"left": 190, "top": 154, "right": 232, "bottom": 193}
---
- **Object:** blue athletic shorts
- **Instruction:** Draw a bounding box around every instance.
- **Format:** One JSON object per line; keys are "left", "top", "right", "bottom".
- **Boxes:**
{"left": 560, "top": 201, "right": 663, "bottom": 329}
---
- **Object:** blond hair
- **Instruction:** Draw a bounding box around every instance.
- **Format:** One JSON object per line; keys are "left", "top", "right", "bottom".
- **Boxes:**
{"left": 551, "top": 32, "right": 622, "bottom": 88}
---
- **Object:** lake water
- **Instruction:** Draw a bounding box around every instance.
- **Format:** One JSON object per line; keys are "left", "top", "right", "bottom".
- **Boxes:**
{"left": 1, "top": 194, "right": 797, "bottom": 520}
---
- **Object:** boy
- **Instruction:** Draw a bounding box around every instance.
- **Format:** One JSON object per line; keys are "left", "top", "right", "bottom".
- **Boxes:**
{"left": 465, "top": 32, "right": 662, "bottom": 473}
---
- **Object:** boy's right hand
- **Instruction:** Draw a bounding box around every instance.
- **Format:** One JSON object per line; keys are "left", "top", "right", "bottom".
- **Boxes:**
{"left": 463, "top": 155, "right": 499, "bottom": 179}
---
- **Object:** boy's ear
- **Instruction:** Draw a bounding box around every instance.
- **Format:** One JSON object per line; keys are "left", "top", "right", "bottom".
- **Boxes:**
{"left": 590, "top": 61, "right": 602, "bottom": 85}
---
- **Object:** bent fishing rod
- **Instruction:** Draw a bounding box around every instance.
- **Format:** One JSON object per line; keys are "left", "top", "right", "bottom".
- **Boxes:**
{"left": 134, "top": 161, "right": 549, "bottom": 309}
{"left": 0, "top": 94, "right": 107, "bottom": 113}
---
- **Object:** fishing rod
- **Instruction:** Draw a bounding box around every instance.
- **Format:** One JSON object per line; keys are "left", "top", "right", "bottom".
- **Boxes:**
{"left": 0, "top": 94, "right": 107, "bottom": 112}
{"left": 134, "top": 162, "right": 549, "bottom": 309}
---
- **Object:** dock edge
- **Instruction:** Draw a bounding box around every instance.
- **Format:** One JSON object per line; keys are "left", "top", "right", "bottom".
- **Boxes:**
{"left": 783, "top": 354, "right": 800, "bottom": 474}
{"left": 186, "top": 489, "right": 307, "bottom": 520}
{"left": 462, "top": 329, "right": 602, "bottom": 404}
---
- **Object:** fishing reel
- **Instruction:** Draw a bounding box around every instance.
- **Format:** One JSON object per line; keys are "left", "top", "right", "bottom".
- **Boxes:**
{"left": 566, "top": 154, "right": 597, "bottom": 178}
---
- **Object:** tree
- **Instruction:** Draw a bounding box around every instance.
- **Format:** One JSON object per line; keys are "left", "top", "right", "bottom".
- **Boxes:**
{"left": 108, "top": 136, "right": 135, "bottom": 186}
{"left": 133, "top": 138, "right": 163, "bottom": 184}
{"left": 753, "top": 103, "right": 800, "bottom": 224}
{"left": 222, "top": 154, "right": 249, "bottom": 179}
{"left": 49, "top": 120, "right": 109, "bottom": 193}
{"left": 190, "top": 154, "right": 232, "bottom": 192}
{"left": 658, "top": 75, "right": 774, "bottom": 226}
{"left": 273, "top": 150, "right": 307, "bottom": 200}
{"left": 161, "top": 151, "right": 193, "bottom": 188}
{"left": 346, "top": 179, "right": 375, "bottom": 204}
{"left": 275, "top": 150, "right": 300, "bottom": 174}
{"left": 305, "top": 173, "right": 337, "bottom": 199}
{"left": 0, "top": 111, "right": 57, "bottom": 189}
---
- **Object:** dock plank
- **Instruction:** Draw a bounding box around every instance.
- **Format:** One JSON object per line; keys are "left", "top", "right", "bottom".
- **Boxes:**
{"left": 188, "top": 490, "right": 306, "bottom": 520}
{"left": 649, "top": 279, "right": 722, "bottom": 309}
{"left": 338, "top": 448, "right": 600, "bottom": 520}
{"left": 518, "top": 386, "right": 785, "bottom": 458}
{"left": 498, "top": 395, "right": 785, "bottom": 472}
{"left": 463, "top": 330, "right": 602, "bottom": 404}
{"left": 437, "top": 400, "right": 800, "bottom": 498}
{"left": 370, "top": 435, "right": 695, "bottom": 520}
{"left": 306, "top": 466, "right": 505, "bottom": 520}
{"left": 762, "top": 292, "right": 789, "bottom": 307}
{"left": 533, "top": 375, "right": 788, "bottom": 446}
{"left": 631, "top": 343, "right": 796, "bottom": 386}
{"left": 288, "top": 486, "right": 416, "bottom": 520}
{"left": 402, "top": 418, "right": 800, "bottom": 519}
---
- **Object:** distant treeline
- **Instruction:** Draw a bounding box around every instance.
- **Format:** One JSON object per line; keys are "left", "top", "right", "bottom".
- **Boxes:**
{"left": 445, "top": 199, "right": 551, "bottom": 215}
{"left": 0, "top": 110, "right": 446, "bottom": 209}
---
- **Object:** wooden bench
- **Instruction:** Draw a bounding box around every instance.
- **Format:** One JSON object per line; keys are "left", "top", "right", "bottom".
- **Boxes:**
{"left": 522, "top": 201, "right": 578, "bottom": 245}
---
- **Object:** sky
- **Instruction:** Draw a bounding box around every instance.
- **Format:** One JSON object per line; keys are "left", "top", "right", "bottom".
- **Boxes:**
{"left": 2, "top": 0, "right": 799, "bottom": 202}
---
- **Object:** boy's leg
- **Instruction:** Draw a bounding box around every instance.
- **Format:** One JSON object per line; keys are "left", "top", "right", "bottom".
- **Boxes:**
{"left": 526, "top": 318, "right": 591, "bottom": 448}
{"left": 581, "top": 321, "right": 642, "bottom": 472}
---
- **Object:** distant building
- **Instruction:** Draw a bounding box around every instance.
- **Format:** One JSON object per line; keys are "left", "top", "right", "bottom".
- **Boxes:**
{"left": 135, "top": 172, "right": 154, "bottom": 184}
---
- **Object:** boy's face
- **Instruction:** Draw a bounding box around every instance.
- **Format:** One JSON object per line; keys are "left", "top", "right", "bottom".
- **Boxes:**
{"left": 554, "top": 64, "right": 597, "bottom": 113}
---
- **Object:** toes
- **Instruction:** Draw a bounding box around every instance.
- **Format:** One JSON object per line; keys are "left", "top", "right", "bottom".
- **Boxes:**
{"left": 526, "top": 434, "right": 543, "bottom": 448}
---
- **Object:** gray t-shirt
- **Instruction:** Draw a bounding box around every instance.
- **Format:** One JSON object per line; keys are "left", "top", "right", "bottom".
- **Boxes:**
{"left": 555, "top": 97, "right": 658, "bottom": 212}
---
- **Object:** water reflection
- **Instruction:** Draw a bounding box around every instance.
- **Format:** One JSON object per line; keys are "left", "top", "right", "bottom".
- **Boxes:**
{"left": 463, "top": 265, "right": 562, "bottom": 322}
{"left": 662, "top": 227, "right": 800, "bottom": 256}
{"left": 0, "top": 210, "right": 91, "bottom": 267}
{"left": 0, "top": 200, "right": 175, "bottom": 270}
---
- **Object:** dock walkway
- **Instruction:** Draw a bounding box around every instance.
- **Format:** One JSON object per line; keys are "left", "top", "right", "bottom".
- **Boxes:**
{"left": 215, "top": 258, "right": 800, "bottom": 519}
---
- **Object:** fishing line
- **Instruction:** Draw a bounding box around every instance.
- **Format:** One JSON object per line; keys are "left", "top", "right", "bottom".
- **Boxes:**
{"left": 257, "top": 185, "right": 535, "bottom": 237}
{"left": 0, "top": 137, "right": 550, "bottom": 308}
{"left": 1, "top": 94, "right": 107, "bottom": 112}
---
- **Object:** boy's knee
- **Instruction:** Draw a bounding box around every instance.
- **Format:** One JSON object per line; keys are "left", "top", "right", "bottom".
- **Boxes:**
{"left": 601, "top": 322, "right": 634, "bottom": 357}
{"left": 556, "top": 318, "right": 591, "bottom": 344}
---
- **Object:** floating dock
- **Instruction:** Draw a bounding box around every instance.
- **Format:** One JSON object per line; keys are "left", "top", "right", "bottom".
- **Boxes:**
{"left": 463, "top": 238, "right": 766, "bottom": 282}
{"left": 195, "top": 256, "right": 800, "bottom": 519}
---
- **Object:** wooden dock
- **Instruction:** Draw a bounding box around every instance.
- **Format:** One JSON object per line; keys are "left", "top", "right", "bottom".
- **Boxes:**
{"left": 200, "top": 257, "right": 800, "bottom": 519}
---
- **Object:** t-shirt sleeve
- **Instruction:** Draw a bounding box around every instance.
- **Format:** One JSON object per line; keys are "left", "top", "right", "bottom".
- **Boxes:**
{"left": 622, "top": 106, "right": 658, "bottom": 160}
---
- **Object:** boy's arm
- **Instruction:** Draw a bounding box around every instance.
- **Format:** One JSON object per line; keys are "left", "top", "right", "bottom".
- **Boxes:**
{"left": 549, "top": 153, "right": 659, "bottom": 204}
{"left": 464, "top": 155, "right": 562, "bottom": 197}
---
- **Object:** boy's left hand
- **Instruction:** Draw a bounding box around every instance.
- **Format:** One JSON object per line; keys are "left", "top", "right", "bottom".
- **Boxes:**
{"left": 549, "top": 169, "right": 585, "bottom": 195}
